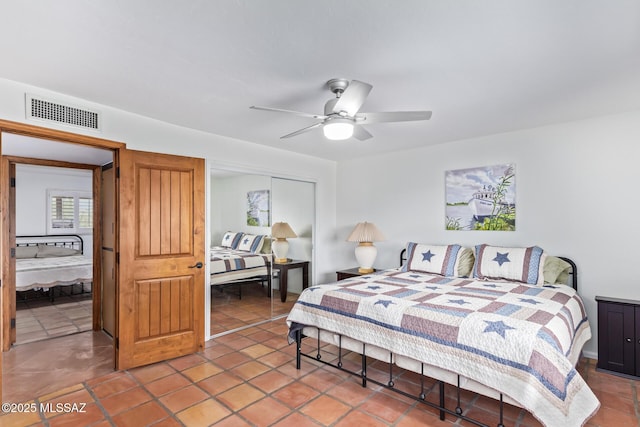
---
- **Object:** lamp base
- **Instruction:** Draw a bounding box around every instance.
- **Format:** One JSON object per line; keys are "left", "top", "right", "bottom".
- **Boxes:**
{"left": 272, "top": 239, "right": 290, "bottom": 265}
{"left": 354, "top": 242, "right": 377, "bottom": 274}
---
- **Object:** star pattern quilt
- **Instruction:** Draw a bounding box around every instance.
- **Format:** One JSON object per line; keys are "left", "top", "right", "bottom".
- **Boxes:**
{"left": 210, "top": 246, "right": 270, "bottom": 274}
{"left": 286, "top": 269, "right": 599, "bottom": 426}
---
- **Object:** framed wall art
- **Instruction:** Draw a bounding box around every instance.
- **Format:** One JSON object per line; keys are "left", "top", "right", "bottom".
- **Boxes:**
{"left": 445, "top": 164, "right": 515, "bottom": 231}
{"left": 247, "top": 189, "right": 270, "bottom": 227}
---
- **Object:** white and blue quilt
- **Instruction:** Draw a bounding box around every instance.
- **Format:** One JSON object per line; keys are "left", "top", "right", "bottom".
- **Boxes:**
{"left": 287, "top": 269, "right": 599, "bottom": 427}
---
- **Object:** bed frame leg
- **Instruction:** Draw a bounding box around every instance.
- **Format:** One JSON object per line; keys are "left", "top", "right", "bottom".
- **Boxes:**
{"left": 439, "top": 381, "right": 445, "bottom": 421}
{"left": 497, "top": 393, "right": 505, "bottom": 427}
{"left": 295, "top": 329, "right": 302, "bottom": 370}
{"left": 455, "top": 375, "right": 463, "bottom": 415}
{"left": 419, "top": 363, "right": 426, "bottom": 400}
{"left": 388, "top": 353, "right": 394, "bottom": 387}
{"left": 361, "top": 343, "right": 367, "bottom": 387}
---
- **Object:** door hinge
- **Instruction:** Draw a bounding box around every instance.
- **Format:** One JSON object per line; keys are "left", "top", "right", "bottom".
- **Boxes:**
{"left": 10, "top": 318, "right": 16, "bottom": 329}
{"left": 115, "top": 337, "right": 119, "bottom": 349}
{"left": 115, "top": 252, "right": 119, "bottom": 264}
{"left": 0, "top": 279, "right": 2, "bottom": 288}
{"left": 10, "top": 247, "right": 15, "bottom": 258}
{"left": 116, "top": 167, "right": 120, "bottom": 178}
{"left": 10, "top": 177, "right": 16, "bottom": 187}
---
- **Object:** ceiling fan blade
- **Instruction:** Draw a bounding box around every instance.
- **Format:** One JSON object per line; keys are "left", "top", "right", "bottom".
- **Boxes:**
{"left": 356, "top": 111, "right": 432, "bottom": 123}
{"left": 353, "top": 125, "right": 373, "bottom": 141}
{"left": 250, "top": 105, "right": 326, "bottom": 120}
{"left": 280, "top": 122, "right": 324, "bottom": 139}
{"left": 332, "top": 80, "right": 373, "bottom": 116}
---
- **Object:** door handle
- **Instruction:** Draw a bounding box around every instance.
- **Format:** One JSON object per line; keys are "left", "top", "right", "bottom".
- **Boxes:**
{"left": 189, "top": 262, "right": 203, "bottom": 269}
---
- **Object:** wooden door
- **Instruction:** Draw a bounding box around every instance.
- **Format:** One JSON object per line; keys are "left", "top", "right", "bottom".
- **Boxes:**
{"left": 117, "top": 149, "right": 205, "bottom": 370}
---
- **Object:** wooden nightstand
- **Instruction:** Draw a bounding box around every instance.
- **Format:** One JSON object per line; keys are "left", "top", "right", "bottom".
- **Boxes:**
{"left": 336, "top": 267, "right": 377, "bottom": 281}
{"left": 272, "top": 259, "right": 310, "bottom": 303}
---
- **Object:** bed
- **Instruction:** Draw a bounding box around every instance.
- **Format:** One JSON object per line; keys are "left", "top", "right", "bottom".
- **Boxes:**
{"left": 16, "top": 234, "right": 93, "bottom": 298}
{"left": 287, "top": 243, "right": 600, "bottom": 427}
{"left": 210, "top": 231, "right": 272, "bottom": 299}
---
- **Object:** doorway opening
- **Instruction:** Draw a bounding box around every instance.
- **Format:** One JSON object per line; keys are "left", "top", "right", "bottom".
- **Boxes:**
{"left": 14, "top": 164, "right": 96, "bottom": 345}
{"left": 1, "top": 122, "right": 123, "bottom": 401}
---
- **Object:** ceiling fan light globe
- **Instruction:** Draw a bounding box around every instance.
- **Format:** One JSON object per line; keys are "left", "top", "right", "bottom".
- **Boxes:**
{"left": 323, "top": 119, "right": 354, "bottom": 140}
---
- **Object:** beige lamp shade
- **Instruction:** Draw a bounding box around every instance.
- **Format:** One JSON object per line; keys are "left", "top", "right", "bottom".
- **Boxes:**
{"left": 346, "top": 222, "right": 385, "bottom": 243}
{"left": 346, "top": 222, "right": 385, "bottom": 274}
{"left": 272, "top": 222, "right": 297, "bottom": 263}
{"left": 272, "top": 222, "right": 298, "bottom": 239}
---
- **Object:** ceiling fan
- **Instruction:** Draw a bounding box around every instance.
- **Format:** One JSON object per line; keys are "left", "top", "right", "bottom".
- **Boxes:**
{"left": 250, "top": 79, "right": 432, "bottom": 141}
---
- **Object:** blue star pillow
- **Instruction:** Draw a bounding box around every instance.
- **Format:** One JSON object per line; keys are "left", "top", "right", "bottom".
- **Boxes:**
{"left": 237, "top": 234, "right": 266, "bottom": 253}
{"left": 221, "top": 231, "right": 244, "bottom": 249}
{"left": 472, "top": 244, "right": 545, "bottom": 285}
{"left": 402, "top": 242, "right": 463, "bottom": 277}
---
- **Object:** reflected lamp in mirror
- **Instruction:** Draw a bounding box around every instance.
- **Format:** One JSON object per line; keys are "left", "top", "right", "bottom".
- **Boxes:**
{"left": 346, "top": 222, "right": 385, "bottom": 274}
{"left": 272, "top": 222, "right": 297, "bottom": 264}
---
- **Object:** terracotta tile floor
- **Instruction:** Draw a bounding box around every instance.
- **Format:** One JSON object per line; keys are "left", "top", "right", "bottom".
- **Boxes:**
{"left": 3, "top": 331, "right": 114, "bottom": 403}
{"left": 210, "top": 282, "right": 297, "bottom": 335}
{"left": 16, "top": 287, "right": 93, "bottom": 345}
{"left": 2, "top": 318, "right": 639, "bottom": 427}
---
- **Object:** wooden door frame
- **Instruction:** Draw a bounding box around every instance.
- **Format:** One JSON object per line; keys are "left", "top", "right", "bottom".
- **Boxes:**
{"left": 0, "top": 120, "right": 125, "bottom": 358}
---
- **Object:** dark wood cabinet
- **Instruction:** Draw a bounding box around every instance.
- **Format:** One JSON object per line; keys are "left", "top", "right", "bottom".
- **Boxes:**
{"left": 596, "top": 296, "right": 640, "bottom": 378}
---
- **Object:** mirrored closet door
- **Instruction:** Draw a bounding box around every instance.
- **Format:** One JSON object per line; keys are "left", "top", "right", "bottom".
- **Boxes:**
{"left": 209, "top": 169, "right": 315, "bottom": 336}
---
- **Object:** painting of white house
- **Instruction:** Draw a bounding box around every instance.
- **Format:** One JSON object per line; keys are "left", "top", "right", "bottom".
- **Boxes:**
{"left": 247, "top": 189, "right": 270, "bottom": 227}
{"left": 445, "top": 164, "right": 515, "bottom": 231}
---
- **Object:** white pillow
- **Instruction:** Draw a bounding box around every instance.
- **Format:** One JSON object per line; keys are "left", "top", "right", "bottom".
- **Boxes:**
{"left": 220, "top": 231, "right": 243, "bottom": 249}
{"left": 472, "top": 244, "right": 545, "bottom": 285}
{"left": 16, "top": 246, "right": 38, "bottom": 259}
{"left": 402, "top": 242, "right": 463, "bottom": 277}
{"left": 36, "top": 244, "right": 81, "bottom": 257}
{"left": 237, "top": 234, "right": 265, "bottom": 253}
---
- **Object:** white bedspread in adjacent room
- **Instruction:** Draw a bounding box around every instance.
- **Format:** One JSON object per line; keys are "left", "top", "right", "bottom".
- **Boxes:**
{"left": 16, "top": 256, "right": 93, "bottom": 291}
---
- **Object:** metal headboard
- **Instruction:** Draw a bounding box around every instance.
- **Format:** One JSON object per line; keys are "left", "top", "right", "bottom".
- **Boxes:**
{"left": 399, "top": 248, "right": 578, "bottom": 290}
{"left": 16, "top": 234, "right": 84, "bottom": 254}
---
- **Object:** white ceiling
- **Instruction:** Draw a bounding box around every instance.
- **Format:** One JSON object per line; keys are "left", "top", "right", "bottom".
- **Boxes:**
{"left": 1, "top": 1, "right": 639, "bottom": 161}
{"left": 3, "top": 134, "right": 113, "bottom": 166}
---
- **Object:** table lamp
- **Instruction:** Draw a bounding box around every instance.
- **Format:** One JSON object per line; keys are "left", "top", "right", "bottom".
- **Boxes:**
{"left": 272, "top": 222, "right": 297, "bottom": 263}
{"left": 346, "top": 221, "right": 385, "bottom": 273}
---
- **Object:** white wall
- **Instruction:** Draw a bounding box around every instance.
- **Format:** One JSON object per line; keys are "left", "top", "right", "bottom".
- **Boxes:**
{"left": 336, "top": 109, "right": 640, "bottom": 358}
{"left": 210, "top": 174, "right": 272, "bottom": 245}
{"left": 15, "top": 164, "right": 94, "bottom": 258}
{"left": 0, "top": 77, "right": 337, "bottom": 284}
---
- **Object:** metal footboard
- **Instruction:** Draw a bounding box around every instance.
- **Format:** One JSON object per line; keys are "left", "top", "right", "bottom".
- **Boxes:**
{"left": 295, "top": 327, "right": 507, "bottom": 427}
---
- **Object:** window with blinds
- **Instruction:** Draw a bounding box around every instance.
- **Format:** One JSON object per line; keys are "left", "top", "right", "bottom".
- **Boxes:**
{"left": 47, "top": 190, "right": 93, "bottom": 234}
